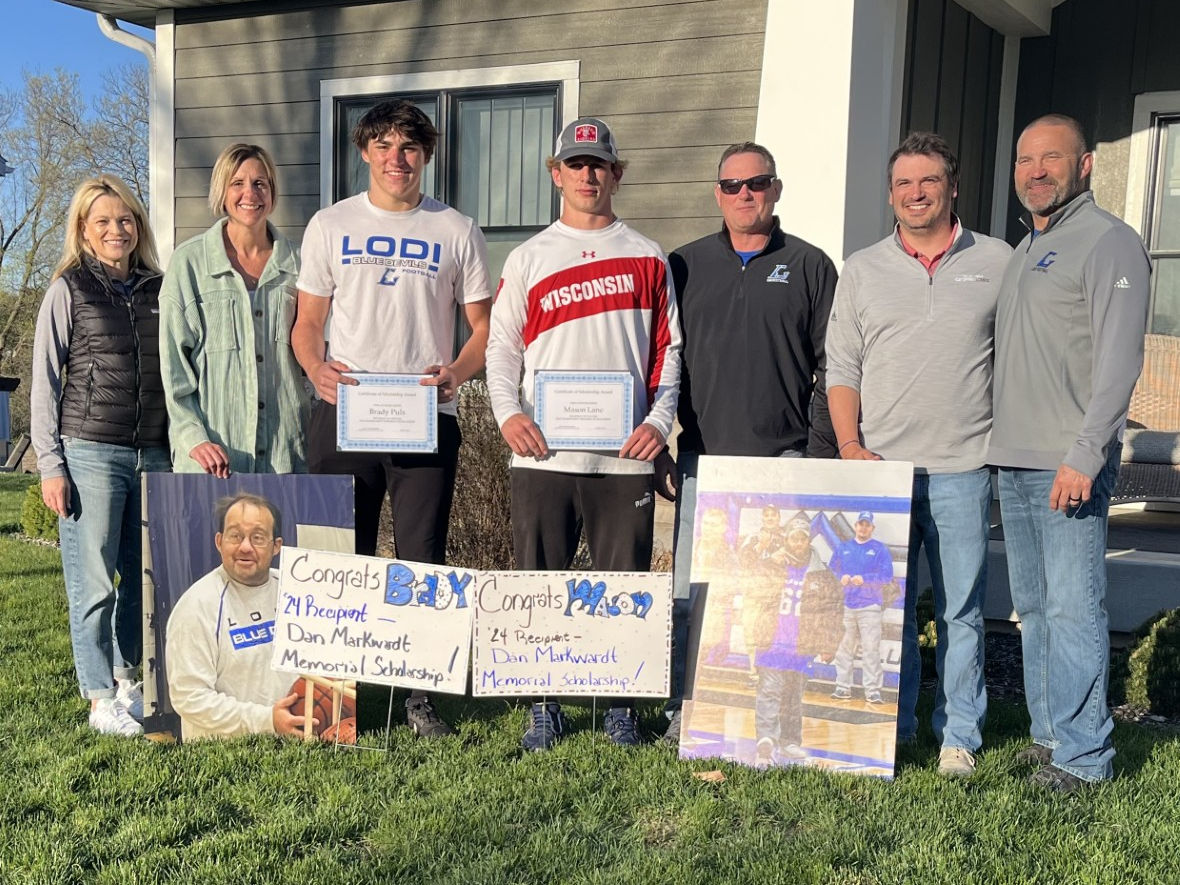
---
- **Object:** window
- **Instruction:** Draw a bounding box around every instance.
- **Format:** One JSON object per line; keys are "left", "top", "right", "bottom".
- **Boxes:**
{"left": 1142, "top": 116, "right": 1180, "bottom": 336}
{"left": 1126, "top": 93, "right": 1180, "bottom": 337}
{"left": 320, "top": 63, "right": 580, "bottom": 286}
{"left": 332, "top": 88, "right": 559, "bottom": 286}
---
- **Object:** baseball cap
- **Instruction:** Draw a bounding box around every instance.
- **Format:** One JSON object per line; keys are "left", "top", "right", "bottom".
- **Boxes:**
{"left": 857, "top": 511, "right": 875, "bottom": 525}
{"left": 786, "top": 516, "right": 811, "bottom": 538}
{"left": 554, "top": 117, "right": 619, "bottom": 164}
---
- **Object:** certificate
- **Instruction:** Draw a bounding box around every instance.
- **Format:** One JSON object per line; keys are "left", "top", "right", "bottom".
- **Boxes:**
{"left": 336, "top": 373, "right": 438, "bottom": 452}
{"left": 533, "top": 371, "right": 634, "bottom": 450}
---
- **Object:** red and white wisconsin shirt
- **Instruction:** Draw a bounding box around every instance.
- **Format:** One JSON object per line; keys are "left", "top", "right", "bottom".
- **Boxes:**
{"left": 487, "top": 219, "right": 682, "bottom": 474}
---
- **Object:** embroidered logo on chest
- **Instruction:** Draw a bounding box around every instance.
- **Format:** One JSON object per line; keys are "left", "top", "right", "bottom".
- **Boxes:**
{"left": 766, "top": 264, "right": 791, "bottom": 284}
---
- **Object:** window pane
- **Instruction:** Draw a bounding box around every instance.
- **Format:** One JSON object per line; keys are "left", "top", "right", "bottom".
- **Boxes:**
{"left": 337, "top": 97, "right": 438, "bottom": 201}
{"left": 1152, "top": 119, "right": 1180, "bottom": 251}
{"left": 1149, "top": 257, "right": 1180, "bottom": 336}
{"left": 455, "top": 92, "right": 555, "bottom": 227}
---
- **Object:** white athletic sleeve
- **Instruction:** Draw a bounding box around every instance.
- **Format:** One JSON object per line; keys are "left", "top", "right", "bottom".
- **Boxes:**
{"left": 453, "top": 219, "right": 492, "bottom": 305}
{"left": 640, "top": 257, "right": 682, "bottom": 438}
{"left": 485, "top": 247, "right": 529, "bottom": 427}
{"left": 295, "top": 211, "right": 334, "bottom": 299}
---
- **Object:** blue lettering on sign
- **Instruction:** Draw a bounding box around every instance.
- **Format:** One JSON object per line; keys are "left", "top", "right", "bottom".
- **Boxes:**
{"left": 565, "top": 579, "right": 608, "bottom": 616}
{"left": 229, "top": 620, "right": 275, "bottom": 649}
{"left": 385, "top": 563, "right": 472, "bottom": 609}
{"left": 386, "top": 562, "right": 415, "bottom": 606}
{"left": 340, "top": 235, "right": 443, "bottom": 272}
{"left": 563, "top": 581, "right": 653, "bottom": 619}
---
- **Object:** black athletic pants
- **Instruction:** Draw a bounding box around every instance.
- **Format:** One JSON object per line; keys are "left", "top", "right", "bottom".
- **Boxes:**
{"left": 308, "top": 400, "right": 461, "bottom": 562}
{"left": 510, "top": 467, "right": 655, "bottom": 713}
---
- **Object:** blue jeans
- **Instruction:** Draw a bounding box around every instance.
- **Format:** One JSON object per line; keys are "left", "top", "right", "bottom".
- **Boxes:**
{"left": 666, "top": 449, "right": 803, "bottom": 714}
{"left": 59, "top": 438, "right": 171, "bottom": 700}
{"left": 997, "top": 445, "right": 1121, "bottom": 782}
{"left": 897, "top": 468, "right": 991, "bottom": 750}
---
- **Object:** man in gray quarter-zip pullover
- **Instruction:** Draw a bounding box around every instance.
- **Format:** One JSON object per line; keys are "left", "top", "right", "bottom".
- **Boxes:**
{"left": 826, "top": 133, "right": 1012, "bottom": 779}
{"left": 991, "top": 114, "right": 1150, "bottom": 792}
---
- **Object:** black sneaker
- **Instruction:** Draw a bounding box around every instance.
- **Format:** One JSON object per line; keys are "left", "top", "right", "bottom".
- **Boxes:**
{"left": 522, "top": 701, "right": 566, "bottom": 751}
{"left": 604, "top": 706, "right": 643, "bottom": 747}
{"left": 660, "top": 709, "right": 682, "bottom": 746}
{"left": 405, "top": 695, "right": 454, "bottom": 738}
{"left": 1028, "top": 764, "right": 1090, "bottom": 794}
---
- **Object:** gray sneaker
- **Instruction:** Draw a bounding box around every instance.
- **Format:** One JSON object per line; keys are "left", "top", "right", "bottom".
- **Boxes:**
{"left": 938, "top": 747, "right": 976, "bottom": 778}
{"left": 660, "top": 709, "right": 682, "bottom": 746}
{"left": 831, "top": 687, "right": 852, "bottom": 700}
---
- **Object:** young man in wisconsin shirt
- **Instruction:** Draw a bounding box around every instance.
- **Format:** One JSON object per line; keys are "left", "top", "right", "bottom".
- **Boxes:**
{"left": 485, "top": 116, "right": 682, "bottom": 751}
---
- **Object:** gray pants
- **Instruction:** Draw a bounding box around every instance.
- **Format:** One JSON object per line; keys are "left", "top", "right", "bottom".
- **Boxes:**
{"left": 833, "top": 605, "right": 883, "bottom": 693}
{"left": 754, "top": 667, "right": 807, "bottom": 747}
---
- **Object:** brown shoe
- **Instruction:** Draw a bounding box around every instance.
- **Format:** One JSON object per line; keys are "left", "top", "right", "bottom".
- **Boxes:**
{"left": 1028, "top": 764, "right": 1090, "bottom": 794}
{"left": 1015, "top": 743, "right": 1053, "bottom": 766}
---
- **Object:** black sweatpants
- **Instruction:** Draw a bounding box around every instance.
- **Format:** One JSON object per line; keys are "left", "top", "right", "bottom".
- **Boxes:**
{"left": 509, "top": 468, "right": 655, "bottom": 571}
{"left": 308, "top": 400, "right": 461, "bottom": 562}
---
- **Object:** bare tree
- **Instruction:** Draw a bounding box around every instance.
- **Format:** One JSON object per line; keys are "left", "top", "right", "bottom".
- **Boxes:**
{"left": 0, "top": 65, "right": 149, "bottom": 435}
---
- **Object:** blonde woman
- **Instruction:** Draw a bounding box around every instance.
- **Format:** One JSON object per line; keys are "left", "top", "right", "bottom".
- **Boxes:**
{"left": 160, "top": 143, "right": 307, "bottom": 476}
{"left": 31, "top": 174, "right": 171, "bottom": 737}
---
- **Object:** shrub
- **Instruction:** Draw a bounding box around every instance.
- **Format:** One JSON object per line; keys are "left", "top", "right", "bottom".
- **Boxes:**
{"left": 21, "top": 482, "right": 59, "bottom": 542}
{"left": 1125, "top": 609, "right": 1180, "bottom": 717}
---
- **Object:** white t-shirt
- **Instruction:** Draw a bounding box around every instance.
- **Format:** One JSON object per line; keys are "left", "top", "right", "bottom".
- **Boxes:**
{"left": 486, "top": 219, "right": 682, "bottom": 475}
{"left": 166, "top": 567, "right": 292, "bottom": 742}
{"left": 297, "top": 193, "right": 492, "bottom": 416}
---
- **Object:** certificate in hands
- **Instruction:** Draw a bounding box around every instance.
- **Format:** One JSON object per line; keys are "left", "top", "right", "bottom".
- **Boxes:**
{"left": 336, "top": 373, "right": 438, "bottom": 452}
{"left": 533, "top": 371, "right": 635, "bottom": 450}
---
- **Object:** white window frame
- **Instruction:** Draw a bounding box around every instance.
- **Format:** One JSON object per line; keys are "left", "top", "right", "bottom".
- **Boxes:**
{"left": 318, "top": 62, "right": 581, "bottom": 209}
{"left": 1124, "top": 90, "right": 1180, "bottom": 235}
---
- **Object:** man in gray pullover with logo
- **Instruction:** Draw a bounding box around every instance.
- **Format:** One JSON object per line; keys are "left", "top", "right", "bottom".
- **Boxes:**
{"left": 827, "top": 132, "right": 1011, "bottom": 779}
{"left": 990, "top": 114, "right": 1150, "bottom": 792}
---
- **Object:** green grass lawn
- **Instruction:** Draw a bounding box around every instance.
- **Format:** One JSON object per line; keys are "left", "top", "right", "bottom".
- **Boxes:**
{"left": 1, "top": 481, "right": 1178, "bottom": 884}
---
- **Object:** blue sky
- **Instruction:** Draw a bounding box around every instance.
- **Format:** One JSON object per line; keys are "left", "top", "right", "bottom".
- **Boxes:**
{"left": 3, "top": 2, "right": 151, "bottom": 101}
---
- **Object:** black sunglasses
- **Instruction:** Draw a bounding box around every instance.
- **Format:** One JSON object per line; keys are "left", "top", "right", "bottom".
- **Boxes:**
{"left": 717, "top": 174, "right": 777, "bottom": 195}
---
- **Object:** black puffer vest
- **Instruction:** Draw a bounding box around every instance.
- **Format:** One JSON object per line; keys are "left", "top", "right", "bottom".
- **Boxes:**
{"left": 58, "top": 256, "right": 167, "bottom": 448}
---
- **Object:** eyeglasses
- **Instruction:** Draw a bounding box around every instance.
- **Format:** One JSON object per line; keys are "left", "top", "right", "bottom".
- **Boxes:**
{"left": 222, "top": 530, "right": 274, "bottom": 548}
{"left": 717, "top": 174, "right": 777, "bottom": 195}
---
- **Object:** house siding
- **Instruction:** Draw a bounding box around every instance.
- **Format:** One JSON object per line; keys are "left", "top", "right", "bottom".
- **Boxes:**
{"left": 900, "top": 0, "right": 1005, "bottom": 236}
{"left": 171, "top": 0, "right": 766, "bottom": 251}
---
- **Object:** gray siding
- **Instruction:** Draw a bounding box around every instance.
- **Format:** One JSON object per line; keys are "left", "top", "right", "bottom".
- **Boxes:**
{"left": 171, "top": 0, "right": 766, "bottom": 251}
{"left": 900, "top": 0, "right": 1004, "bottom": 237}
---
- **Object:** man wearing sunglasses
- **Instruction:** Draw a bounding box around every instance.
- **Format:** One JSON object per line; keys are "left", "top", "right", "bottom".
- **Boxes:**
{"left": 825, "top": 132, "right": 1012, "bottom": 778}
{"left": 659, "top": 142, "right": 839, "bottom": 744}
{"left": 486, "top": 116, "right": 682, "bottom": 751}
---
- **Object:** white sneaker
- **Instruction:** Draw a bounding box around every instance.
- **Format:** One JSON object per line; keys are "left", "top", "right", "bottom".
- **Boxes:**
{"left": 116, "top": 679, "right": 144, "bottom": 722}
{"left": 780, "top": 743, "right": 808, "bottom": 760}
{"left": 90, "top": 698, "right": 143, "bottom": 737}
{"left": 937, "top": 746, "right": 976, "bottom": 778}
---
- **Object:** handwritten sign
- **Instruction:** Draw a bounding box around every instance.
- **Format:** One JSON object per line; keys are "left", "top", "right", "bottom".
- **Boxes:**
{"left": 272, "top": 547, "right": 474, "bottom": 693}
{"left": 472, "top": 571, "right": 672, "bottom": 697}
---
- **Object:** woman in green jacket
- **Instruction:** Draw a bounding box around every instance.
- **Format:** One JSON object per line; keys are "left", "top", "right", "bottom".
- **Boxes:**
{"left": 160, "top": 143, "right": 308, "bottom": 475}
